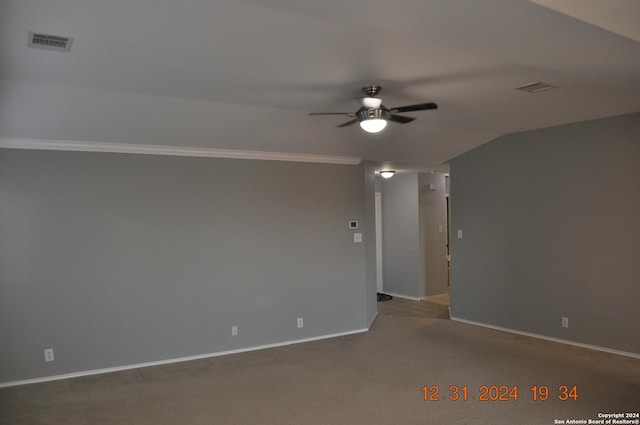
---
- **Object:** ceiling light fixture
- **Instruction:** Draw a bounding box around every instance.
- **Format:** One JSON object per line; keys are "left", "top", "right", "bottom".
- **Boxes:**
{"left": 308, "top": 84, "right": 438, "bottom": 133}
{"left": 379, "top": 170, "right": 395, "bottom": 179}
{"left": 360, "top": 118, "right": 387, "bottom": 133}
{"left": 356, "top": 107, "right": 390, "bottom": 133}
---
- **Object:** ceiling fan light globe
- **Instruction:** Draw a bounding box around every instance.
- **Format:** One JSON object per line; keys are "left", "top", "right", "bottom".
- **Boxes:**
{"left": 362, "top": 97, "right": 382, "bottom": 108}
{"left": 360, "top": 119, "right": 387, "bottom": 133}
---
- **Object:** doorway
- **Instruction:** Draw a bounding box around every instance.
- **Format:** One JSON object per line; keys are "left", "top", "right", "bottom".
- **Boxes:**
{"left": 446, "top": 194, "right": 451, "bottom": 290}
{"left": 375, "top": 192, "right": 383, "bottom": 293}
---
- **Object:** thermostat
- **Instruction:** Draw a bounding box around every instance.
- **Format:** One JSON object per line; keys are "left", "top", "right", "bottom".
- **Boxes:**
{"left": 348, "top": 220, "right": 359, "bottom": 229}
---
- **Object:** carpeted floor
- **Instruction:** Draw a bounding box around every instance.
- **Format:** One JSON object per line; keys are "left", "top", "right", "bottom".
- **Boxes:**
{"left": 423, "top": 293, "right": 450, "bottom": 306}
{"left": 1, "top": 298, "right": 638, "bottom": 424}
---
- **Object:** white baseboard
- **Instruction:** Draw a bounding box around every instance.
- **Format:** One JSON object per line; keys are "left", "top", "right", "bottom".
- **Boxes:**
{"left": 368, "top": 311, "right": 379, "bottom": 328}
{"left": 0, "top": 328, "right": 369, "bottom": 388}
{"left": 450, "top": 316, "right": 640, "bottom": 360}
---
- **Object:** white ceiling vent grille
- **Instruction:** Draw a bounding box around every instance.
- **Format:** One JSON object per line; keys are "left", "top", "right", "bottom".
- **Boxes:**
{"left": 516, "top": 82, "right": 556, "bottom": 93}
{"left": 28, "top": 32, "right": 73, "bottom": 52}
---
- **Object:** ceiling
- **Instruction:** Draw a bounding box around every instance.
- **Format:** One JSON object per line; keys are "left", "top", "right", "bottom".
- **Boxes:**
{"left": 1, "top": 0, "right": 639, "bottom": 171}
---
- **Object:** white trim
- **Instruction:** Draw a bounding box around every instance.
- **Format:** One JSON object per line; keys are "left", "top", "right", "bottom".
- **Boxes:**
{"left": 382, "top": 291, "right": 422, "bottom": 301}
{"left": 0, "top": 328, "right": 369, "bottom": 388}
{"left": 450, "top": 317, "right": 640, "bottom": 360}
{"left": 0, "top": 138, "right": 362, "bottom": 166}
{"left": 368, "top": 311, "right": 379, "bottom": 328}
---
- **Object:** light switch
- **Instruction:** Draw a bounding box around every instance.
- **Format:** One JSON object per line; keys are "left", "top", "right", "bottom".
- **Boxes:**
{"left": 457, "top": 229, "right": 463, "bottom": 239}
{"left": 438, "top": 225, "right": 443, "bottom": 233}
{"left": 354, "top": 233, "right": 362, "bottom": 243}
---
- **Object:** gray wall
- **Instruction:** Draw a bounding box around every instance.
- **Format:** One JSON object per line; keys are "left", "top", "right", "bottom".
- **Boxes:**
{"left": 0, "top": 149, "right": 370, "bottom": 383}
{"left": 418, "top": 173, "right": 448, "bottom": 296}
{"left": 449, "top": 112, "right": 640, "bottom": 354}
{"left": 380, "top": 173, "right": 422, "bottom": 298}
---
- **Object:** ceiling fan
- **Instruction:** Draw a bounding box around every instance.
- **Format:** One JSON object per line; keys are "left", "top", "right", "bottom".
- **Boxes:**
{"left": 308, "top": 84, "right": 438, "bottom": 133}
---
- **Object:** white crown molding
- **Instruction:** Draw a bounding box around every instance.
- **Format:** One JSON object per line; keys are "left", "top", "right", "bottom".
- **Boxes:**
{"left": 0, "top": 138, "right": 361, "bottom": 165}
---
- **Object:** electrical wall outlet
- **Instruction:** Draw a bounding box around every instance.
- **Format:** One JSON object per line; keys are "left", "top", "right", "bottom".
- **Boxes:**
{"left": 297, "top": 317, "right": 304, "bottom": 328}
{"left": 232, "top": 325, "right": 238, "bottom": 336}
{"left": 44, "top": 348, "right": 54, "bottom": 362}
{"left": 562, "top": 317, "right": 569, "bottom": 328}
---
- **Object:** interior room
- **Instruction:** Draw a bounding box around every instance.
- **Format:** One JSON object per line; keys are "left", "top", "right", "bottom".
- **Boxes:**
{"left": 1, "top": 1, "right": 639, "bottom": 424}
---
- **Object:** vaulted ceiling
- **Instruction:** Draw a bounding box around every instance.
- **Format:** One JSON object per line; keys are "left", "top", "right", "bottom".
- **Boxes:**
{"left": 1, "top": 0, "right": 639, "bottom": 170}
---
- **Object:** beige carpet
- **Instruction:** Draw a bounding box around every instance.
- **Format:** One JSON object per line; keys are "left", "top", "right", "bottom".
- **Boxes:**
{"left": 1, "top": 298, "right": 638, "bottom": 424}
{"left": 423, "top": 293, "right": 450, "bottom": 306}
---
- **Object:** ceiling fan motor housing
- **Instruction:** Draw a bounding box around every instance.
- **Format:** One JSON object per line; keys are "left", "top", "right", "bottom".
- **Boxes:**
{"left": 356, "top": 106, "right": 390, "bottom": 122}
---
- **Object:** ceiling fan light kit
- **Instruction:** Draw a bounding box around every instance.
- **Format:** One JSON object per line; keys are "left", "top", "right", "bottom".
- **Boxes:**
{"left": 309, "top": 85, "right": 438, "bottom": 133}
{"left": 360, "top": 119, "right": 387, "bottom": 133}
{"left": 357, "top": 106, "right": 390, "bottom": 133}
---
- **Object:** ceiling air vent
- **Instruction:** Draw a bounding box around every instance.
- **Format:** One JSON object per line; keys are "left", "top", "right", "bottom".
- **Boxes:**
{"left": 28, "top": 31, "right": 73, "bottom": 52}
{"left": 516, "top": 82, "right": 556, "bottom": 93}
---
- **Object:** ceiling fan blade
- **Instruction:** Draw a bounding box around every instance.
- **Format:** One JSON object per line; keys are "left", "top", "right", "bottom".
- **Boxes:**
{"left": 389, "top": 102, "right": 438, "bottom": 113}
{"left": 336, "top": 119, "right": 358, "bottom": 127}
{"left": 388, "top": 114, "right": 416, "bottom": 124}
{"left": 308, "top": 112, "right": 355, "bottom": 116}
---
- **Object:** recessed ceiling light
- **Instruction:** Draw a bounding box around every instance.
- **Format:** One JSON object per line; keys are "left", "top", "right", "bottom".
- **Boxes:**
{"left": 516, "top": 82, "right": 556, "bottom": 93}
